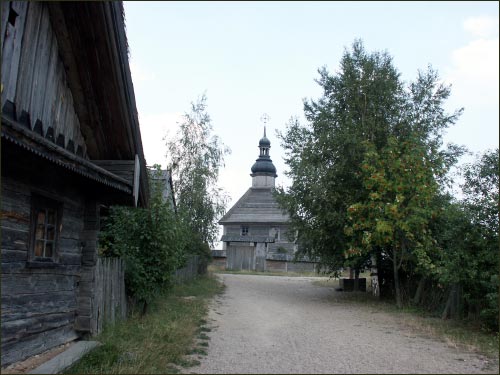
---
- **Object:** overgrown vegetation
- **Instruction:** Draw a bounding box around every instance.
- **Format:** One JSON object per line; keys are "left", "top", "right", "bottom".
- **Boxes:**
{"left": 100, "top": 95, "right": 228, "bottom": 314}
{"left": 65, "top": 275, "right": 223, "bottom": 374}
{"left": 100, "top": 167, "right": 192, "bottom": 314}
{"left": 276, "top": 39, "right": 498, "bottom": 330}
{"left": 167, "top": 93, "right": 231, "bottom": 247}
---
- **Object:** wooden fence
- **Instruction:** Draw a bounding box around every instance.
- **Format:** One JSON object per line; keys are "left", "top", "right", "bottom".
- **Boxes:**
{"left": 92, "top": 257, "right": 127, "bottom": 334}
{"left": 174, "top": 255, "right": 205, "bottom": 283}
{"left": 86, "top": 255, "right": 204, "bottom": 335}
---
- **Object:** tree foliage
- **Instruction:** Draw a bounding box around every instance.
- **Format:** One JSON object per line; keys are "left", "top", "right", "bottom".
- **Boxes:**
{"left": 432, "top": 149, "right": 499, "bottom": 329}
{"left": 167, "top": 94, "right": 230, "bottom": 247}
{"left": 276, "top": 40, "right": 462, "bottom": 281}
{"left": 345, "top": 136, "right": 440, "bottom": 307}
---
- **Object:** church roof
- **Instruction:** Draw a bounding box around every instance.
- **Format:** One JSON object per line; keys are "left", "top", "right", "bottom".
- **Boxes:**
{"left": 219, "top": 187, "right": 290, "bottom": 224}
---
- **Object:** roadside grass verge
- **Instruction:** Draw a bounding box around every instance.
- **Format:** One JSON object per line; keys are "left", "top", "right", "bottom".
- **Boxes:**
{"left": 65, "top": 275, "right": 223, "bottom": 374}
{"left": 313, "top": 280, "right": 499, "bottom": 359}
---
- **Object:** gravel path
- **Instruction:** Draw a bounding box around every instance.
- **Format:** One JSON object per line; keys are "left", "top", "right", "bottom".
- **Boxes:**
{"left": 187, "top": 274, "right": 498, "bottom": 374}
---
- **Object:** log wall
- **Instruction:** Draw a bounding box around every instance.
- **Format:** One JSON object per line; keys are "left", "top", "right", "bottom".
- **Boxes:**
{"left": 0, "top": 175, "right": 84, "bottom": 366}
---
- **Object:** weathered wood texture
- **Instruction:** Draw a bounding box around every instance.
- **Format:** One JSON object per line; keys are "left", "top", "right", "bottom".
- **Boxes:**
{"left": 94, "top": 257, "right": 127, "bottom": 333}
{"left": 91, "top": 160, "right": 136, "bottom": 185}
{"left": 174, "top": 255, "right": 204, "bottom": 284}
{"left": 75, "top": 257, "right": 126, "bottom": 335}
{"left": 1, "top": 1, "right": 87, "bottom": 157}
{"left": 226, "top": 246, "right": 256, "bottom": 271}
{"left": 0, "top": 176, "right": 85, "bottom": 366}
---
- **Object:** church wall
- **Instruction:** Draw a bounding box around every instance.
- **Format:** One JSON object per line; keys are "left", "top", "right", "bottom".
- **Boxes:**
{"left": 249, "top": 225, "right": 269, "bottom": 236}
{"left": 252, "top": 175, "right": 275, "bottom": 188}
{"left": 268, "top": 242, "right": 295, "bottom": 255}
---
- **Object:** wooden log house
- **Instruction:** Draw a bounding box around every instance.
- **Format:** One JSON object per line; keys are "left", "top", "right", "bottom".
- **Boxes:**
{"left": 1, "top": 1, "right": 149, "bottom": 366}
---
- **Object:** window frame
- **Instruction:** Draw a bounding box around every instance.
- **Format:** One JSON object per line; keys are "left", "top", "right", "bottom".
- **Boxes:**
{"left": 28, "top": 194, "right": 63, "bottom": 264}
{"left": 241, "top": 225, "right": 249, "bottom": 236}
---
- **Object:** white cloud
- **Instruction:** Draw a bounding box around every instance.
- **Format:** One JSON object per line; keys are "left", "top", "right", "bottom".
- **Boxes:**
{"left": 139, "top": 112, "right": 183, "bottom": 168}
{"left": 444, "top": 16, "right": 499, "bottom": 108}
{"left": 449, "top": 38, "right": 499, "bottom": 84}
{"left": 442, "top": 15, "right": 499, "bottom": 155}
{"left": 464, "top": 16, "right": 499, "bottom": 38}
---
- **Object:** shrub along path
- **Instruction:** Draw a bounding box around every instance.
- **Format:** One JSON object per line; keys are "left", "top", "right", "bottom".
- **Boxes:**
{"left": 189, "top": 274, "right": 498, "bottom": 374}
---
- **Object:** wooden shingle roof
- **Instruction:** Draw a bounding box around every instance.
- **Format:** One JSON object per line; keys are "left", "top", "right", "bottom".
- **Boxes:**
{"left": 219, "top": 187, "right": 290, "bottom": 224}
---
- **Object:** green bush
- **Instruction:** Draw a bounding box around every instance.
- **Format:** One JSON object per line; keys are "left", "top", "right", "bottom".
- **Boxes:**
{"left": 100, "top": 168, "right": 191, "bottom": 314}
{"left": 100, "top": 204, "right": 185, "bottom": 313}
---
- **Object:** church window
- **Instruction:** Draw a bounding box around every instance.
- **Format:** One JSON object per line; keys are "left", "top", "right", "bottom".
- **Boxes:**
{"left": 241, "top": 225, "right": 249, "bottom": 236}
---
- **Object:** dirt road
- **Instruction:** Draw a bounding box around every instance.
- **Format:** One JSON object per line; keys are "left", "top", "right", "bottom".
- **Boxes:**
{"left": 188, "top": 274, "right": 497, "bottom": 374}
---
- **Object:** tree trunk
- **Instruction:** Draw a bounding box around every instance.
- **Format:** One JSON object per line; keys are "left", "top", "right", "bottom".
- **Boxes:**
{"left": 393, "top": 251, "right": 402, "bottom": 308}
{"left": 370, "top": 253, "right": 380, "bottom": 297}
{"left": 141, "top": 300, "right": 148, "bottom": 316}
{"left": 442, "top": 287, "right": 453, "bottom": 319}
{"left": 412, "top": 276, "right": 426, "bottom": 305}
{"left": 354, "top": 268, "right": 360, "bottom": 291}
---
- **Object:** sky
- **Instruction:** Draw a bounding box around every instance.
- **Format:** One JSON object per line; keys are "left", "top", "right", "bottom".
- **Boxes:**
{"left": 123, "top": 1, "right": 499, "bottom": 247}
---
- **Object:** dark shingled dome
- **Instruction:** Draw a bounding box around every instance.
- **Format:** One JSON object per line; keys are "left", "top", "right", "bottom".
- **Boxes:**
{"left": 259, "top": 136, "right": 271, "bottom": 147}
{"left": 251, "top": 158, "right": 277, "bottom": 175}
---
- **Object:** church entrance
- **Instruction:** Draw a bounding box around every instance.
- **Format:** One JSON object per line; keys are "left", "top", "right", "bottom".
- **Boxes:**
{"left": 226, "top": 245, "right": 255, "bottom": 271}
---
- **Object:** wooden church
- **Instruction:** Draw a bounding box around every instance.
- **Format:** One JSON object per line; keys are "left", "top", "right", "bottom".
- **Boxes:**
{"left": 219, "top": 129, "right": 308, "bottom": 272}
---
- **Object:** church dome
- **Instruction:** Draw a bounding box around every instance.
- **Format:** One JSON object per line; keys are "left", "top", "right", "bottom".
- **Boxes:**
{"left": 251, "top": 158, "right": 277, "bottom": 175}
{"left": 251, "top": 127, "right": 277, "bottom": 177}
{"left": 259, "top": 136, "right": 271, "bottom": 147}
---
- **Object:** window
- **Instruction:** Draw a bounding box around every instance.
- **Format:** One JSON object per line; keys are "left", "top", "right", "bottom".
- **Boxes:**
{"left": 30, "top": 195, "right": 63, "bottom": 262}
{"left": 241, "top": 225, "right": 249, "bottom": 236}
{"left": 271, "top": 227, "right": 280, "bottom": 241}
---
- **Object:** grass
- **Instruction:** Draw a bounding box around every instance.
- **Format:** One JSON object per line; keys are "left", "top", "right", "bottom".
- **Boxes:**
{"left": 65, "top": 274, "right": 224, "bottom": 374}
{"left": 395, "top": 308, "right": 499, "bottom": 359}
{"left": 313, "top": 280, "right": 499, "bottom": 359}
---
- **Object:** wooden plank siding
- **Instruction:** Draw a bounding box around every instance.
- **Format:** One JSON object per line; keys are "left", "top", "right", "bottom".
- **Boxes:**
{"left": 2, "top": 1, "right": 87, "bottom": 158}
{"left": 76, "top": 258, "right": 127, "bottom": 335}
{"left": 226, "top": 246, "right": 256, "bottom": 271}
{"left": 1, "top": 2, "right": 28, "bottom": 108}
{"left": 91, "top": 160, "right": 136, "bottom": 186}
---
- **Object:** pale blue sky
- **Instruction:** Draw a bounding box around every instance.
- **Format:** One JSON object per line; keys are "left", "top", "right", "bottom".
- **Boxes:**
{"left": 124, "top": 1, "right": 498, "bottom": 245}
